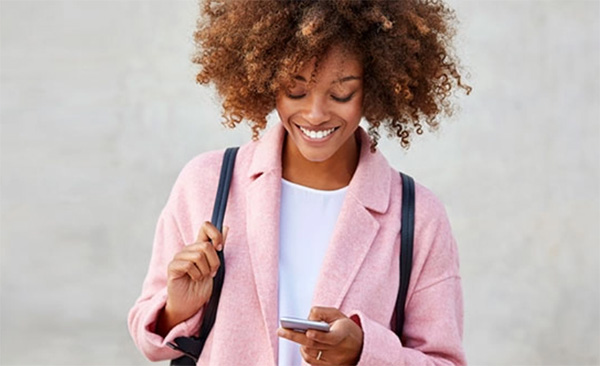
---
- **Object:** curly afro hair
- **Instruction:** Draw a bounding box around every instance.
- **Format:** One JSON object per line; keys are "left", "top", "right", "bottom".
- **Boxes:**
{"left": 192, "top": 0, "right": 471, "bottom": 149}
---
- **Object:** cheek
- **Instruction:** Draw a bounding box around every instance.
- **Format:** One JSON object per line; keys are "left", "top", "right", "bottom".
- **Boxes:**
{"left": 275, "top": 98, "right": 291, "bottom": 121}
{"left": 341, "top": 100, "right": 363, "bottom": 124}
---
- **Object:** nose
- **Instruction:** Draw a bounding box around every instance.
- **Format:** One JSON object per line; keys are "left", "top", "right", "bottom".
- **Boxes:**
{"left": 304, "top": 95, "right": 329, "bottom": 125}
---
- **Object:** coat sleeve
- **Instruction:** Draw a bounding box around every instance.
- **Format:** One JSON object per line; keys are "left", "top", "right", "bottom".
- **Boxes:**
{"left": 349, "top": 189, "right": 466, "bottom": 366}
{"left": 127, "top": 208, "right": 204, "bottom": 362}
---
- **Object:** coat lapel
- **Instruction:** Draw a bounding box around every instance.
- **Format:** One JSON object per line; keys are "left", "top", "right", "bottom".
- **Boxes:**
{"left": 311, "top": 195, "right": 380, "bottom": 308}
{"left": 312, "top": 127, "right": 392, "bottom": 309}
{"left": 245, "top": 124, "right": 286, "bottom": 365}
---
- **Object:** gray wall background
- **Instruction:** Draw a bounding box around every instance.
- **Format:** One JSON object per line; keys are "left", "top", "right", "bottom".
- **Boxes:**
{"left": 1, "top": 0, "right": 598, "bottom": 365}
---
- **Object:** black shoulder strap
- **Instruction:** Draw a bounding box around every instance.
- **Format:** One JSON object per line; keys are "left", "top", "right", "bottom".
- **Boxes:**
{"left": 169, "top": 147, "right": 239, "bottom": 365}
{"left": 395, "top": 172, "right": 415, "bottom": 339}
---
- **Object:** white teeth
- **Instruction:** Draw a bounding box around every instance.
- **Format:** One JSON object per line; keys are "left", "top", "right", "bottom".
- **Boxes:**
{"left": 299, "top": 126, "right": 336, "bottom": 139}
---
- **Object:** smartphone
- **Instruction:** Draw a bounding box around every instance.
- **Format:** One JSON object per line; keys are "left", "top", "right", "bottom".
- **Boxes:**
{"left": 280, "top": 316, "right": 330, "bottom": 333}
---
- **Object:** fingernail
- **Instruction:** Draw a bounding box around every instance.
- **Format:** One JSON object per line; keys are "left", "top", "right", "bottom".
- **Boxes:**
{"left": 211, "top": 271, "right": 217, "bottom": 278}
{"left": 217, "top": 244, "right": 223, "bottom": 251}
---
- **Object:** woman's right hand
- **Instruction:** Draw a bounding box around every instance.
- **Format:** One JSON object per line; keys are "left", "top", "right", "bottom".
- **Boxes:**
{"left": 156, "top": 221, "right": 228, "bottom": 336}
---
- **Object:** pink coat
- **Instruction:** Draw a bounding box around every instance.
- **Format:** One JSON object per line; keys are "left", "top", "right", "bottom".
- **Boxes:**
{"left": 128, "top": 123, "right": 465, "bottom": 365}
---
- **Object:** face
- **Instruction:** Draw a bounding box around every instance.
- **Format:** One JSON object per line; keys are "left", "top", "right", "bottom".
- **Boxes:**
{"left": 276, "top": 46, "right": 364, "bottom": 164}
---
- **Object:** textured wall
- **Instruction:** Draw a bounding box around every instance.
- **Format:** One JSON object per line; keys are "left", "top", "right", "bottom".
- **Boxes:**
{"left": 1, "top": 1, "right": 598, "bottom": 365}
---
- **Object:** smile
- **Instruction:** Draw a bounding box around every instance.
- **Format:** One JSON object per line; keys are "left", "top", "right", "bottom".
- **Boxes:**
{"left": 297, "top": 125, "right": 339, "bottom": 140}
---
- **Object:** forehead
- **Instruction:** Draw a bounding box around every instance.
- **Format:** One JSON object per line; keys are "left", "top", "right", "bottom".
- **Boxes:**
{"left": 296, "top": 46, "right": 363, "bottom": 82}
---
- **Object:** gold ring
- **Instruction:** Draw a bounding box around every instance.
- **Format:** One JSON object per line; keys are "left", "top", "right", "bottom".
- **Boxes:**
{"left": 317, "top": 350, "right": 323, "bottom": 361}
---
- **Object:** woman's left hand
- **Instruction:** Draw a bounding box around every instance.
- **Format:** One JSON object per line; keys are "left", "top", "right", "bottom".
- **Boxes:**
{"left": 277, "top": 306, "right": 364, "bottom": 365}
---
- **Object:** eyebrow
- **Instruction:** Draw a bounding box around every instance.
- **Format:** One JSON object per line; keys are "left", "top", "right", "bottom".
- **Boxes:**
{"left": 293, "top": 75, "right": 362, "bottom": 84}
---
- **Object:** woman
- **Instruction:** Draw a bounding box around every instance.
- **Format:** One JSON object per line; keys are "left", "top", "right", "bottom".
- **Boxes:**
{"left": 128, "top": 1, "right": 470, "bottom": 365}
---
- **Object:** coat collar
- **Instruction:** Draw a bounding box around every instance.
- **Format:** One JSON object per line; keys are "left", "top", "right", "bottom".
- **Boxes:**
{"left": 246, "top": 123, "right": 285, "bottom": 179}
{"left": 247, "top": 122, "right": 391, "bottom": 214}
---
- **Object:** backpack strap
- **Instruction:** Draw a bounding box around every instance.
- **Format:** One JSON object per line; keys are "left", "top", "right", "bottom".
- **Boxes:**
{"left": 395, "top": 172, "right": 415, "bottom": 339}
{"left": 168, "top": 147, "right": 239, "bottom": 365}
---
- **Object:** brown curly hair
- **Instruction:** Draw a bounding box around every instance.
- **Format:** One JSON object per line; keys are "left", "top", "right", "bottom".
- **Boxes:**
{"left": 192, "top": 0, "right": 471, "bottom": 149}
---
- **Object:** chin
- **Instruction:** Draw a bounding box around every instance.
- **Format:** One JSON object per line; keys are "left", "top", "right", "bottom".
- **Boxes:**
{"left": 298, "top": 149, "right": 333, "bottom": 163}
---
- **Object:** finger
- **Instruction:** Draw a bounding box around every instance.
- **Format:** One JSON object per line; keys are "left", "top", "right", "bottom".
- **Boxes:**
{"left": 276, "top": 328, "right": 333, "bottom": 350}
{"left": 175, "top": 249, "right": 213, "bottom": 278}
{"left": 196, "top": 221, "right": 225, "bottom": 251}
{"left": 306, "top": 308, "right": 348, "bottom": 346}
{"left": 305, "top": 325, "right": 345, "bottom": 346}
{"left": 184, "top": 241, "right": 222, "bottom": 276}
{"left": 300, "top": 346, "right": 327, "bottom": 366}
{"left": 168, "top": 259, "right": 203, "bottom": 281}
{"left": 308, "top": 306, "right": 346, "bottom": 323}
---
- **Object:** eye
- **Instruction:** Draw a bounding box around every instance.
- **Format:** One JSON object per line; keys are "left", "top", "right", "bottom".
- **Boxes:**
{"left": 332, "top": 92, "right": 355, "bottom": 103}
{"left": 285, "top": 91, "right": 356, "bottom": 102}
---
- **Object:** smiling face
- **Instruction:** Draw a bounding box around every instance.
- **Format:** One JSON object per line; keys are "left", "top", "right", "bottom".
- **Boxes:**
{"left": 276, "top": 46, "right": 364, "bottom": 165}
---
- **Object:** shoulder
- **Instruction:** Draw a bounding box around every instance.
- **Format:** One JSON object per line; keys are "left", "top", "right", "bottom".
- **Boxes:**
{"left": 413, "top": 180, "right": 449, "bottom": 223}
{"left": 164, "top": 140, "right": 258, "bottom": 213}
{"left": 177, "top": 149, "right": 227, "bottom": 184}
{"left": 411, "top": 178, "right": 454, "bottom": 241}
{"left": 176, "top": 139, "right": 257, "bottom": 186}
{"left": 392, "top": 171, "right": 449, "bottom": 221}
{"left": 394, "top": 172, "right": 454, "bottom": 244}
{"left": 409, "top": 178, "right": 459, "bottom": 272}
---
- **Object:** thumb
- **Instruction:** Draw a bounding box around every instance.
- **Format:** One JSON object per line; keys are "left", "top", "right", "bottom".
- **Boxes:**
{"left": 308, "top": 306, "right": 345, "bottom": 323}
{"left": 223, "top": 225, "right": 229, "bottom": 242}
{"left": 221, "top": 225, "right": 229, "bottom": 249}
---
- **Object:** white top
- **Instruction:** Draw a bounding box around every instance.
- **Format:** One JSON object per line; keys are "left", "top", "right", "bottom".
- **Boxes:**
{"left": 278, "top": 178, "right": 348, "bottom": 366}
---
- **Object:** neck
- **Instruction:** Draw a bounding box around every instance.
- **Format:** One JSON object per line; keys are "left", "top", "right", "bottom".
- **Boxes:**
{"left": 282, "top": 131, "right": 360, "bottom": 191}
